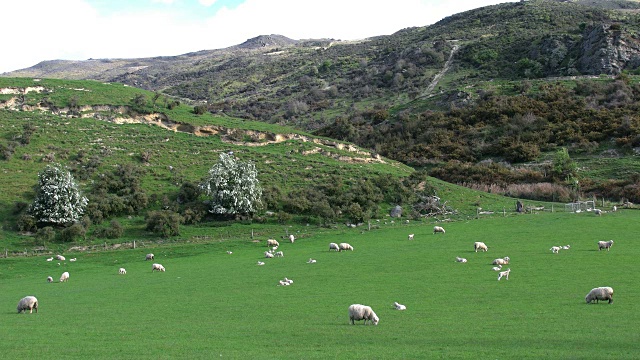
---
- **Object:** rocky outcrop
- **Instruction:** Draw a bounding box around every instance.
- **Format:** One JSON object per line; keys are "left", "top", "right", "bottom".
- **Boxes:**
{"left": 578, "top": 24, "right": 640, "bottom": 75}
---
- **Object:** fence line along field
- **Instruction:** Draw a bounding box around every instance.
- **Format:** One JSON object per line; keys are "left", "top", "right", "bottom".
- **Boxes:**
{"left": 1, "top": 210, "right": 638, "bottom": 359}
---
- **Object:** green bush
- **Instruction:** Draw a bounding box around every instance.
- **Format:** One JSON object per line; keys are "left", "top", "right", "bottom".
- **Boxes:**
{"left": 145, "top": 210, "right": 182, "bottom": 238}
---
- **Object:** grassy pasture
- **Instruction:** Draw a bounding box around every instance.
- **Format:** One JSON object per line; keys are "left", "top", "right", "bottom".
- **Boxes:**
{"left": 1, "top": 210, "right": 638, "bottom": 359}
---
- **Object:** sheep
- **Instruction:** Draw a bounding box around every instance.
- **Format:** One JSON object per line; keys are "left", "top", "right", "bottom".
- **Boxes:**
{"left": 492, "top": 257, "right": 510, "bottom": 265}
{"left": 289, "top": 234, "right": 295, "bottom": 243}
{"left": 152, "top": 263, "right": 165, "bottom": 272}
{"left": 274, "top": 251, "right": 284, "bottom": 258}
{"left": 283, "top": 277, "right": 293, "bottom": 284}
{"left": 267, "top": 239, "right": 279, "bottom": 247}
{"left": 455, "top": 257, "right": 467, "bottom": 263}
{"left": 433, "top": 226, "right": 446, "bottom": 234}
{"left": 69, "top": 258, "right": 77, "bottom": 262}
{"left": 46, "top": 257, "right": 53, "bottom": 262}
{"left": 594, "top": 209, "right": 603, "bottom": 216}
{"left": 271, "top": 246, "right": 278, "bottom": 251}
{"left": 17, "top": 296, "right": 38, "bottom": 314}
{"left": 256, "top": 261, "right": 265, "bottom": 266}
{"left": 119, "top": 268, "right": 126, "bottom": 275}
{"left": 550, "top": 246, "right": 562, "bottom": 254}
{"left": 307, "top": 258, "right": 317, "bottom": 263}
{"left": 56, "top": 254, "right": 66, "bottom": 261}
{"left": 145, "top": 253, "right": 155, "bottom": 261}
{"left": 264, "top": 251, "right": 274, "bottom": 258}
{"left": 60, "top": 271, "right": 70, "bottom": 282}
{"left": 491, "top": 265, "right": 503, "bottom": 271}
{"left": 46, "top": 276, "right": 53, "bottom": 283}
{"left": 329, "top": 242, "right": 340, "bottom": 251}
{"left": 348, "top": 304, "right": 379, "bottom": 325}
{"left": 585, "top": 287, "right": 614, "bottom": 304}
{"left": 613, "top": 206, "right": 617, "bottom": 212}
{"left": 408, "top": 234, "right": 414, "bottom": 240}
{"left": 393, "top": 302, "right": 406, "bottom": 310}
{"left": 598, "top": 240, "right": 614, "bottom": 251}
{"left": 562, "top": 245, "right": 571, "bottom": 250}
{"left": 474, "top": 242, "right": 488, "bottom": 252}
{"left": 278, "top": 280, "right": 290, "bottom": 286}
{"left": 497, "top": 268, "right": 511, "bottom": 281}
{"left": 226, "top": 251, "right": 233, "bottom": 254}
{"left": 339, "top": 243, "right": 354, "bottom": 251}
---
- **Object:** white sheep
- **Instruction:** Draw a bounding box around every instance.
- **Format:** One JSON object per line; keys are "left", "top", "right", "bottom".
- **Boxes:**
{"left": 550, "top": 246, "right": 561, "bottom": 254}
{"left": 60, "top": 271, "right": 70, "bottom": 282}
{"left": 613, "top": 206, "right": 617, "bottom": 212}
{"left": 307, "top": 258, "right": 317, "bottom": 263}
{"left": 289, "top": 234, "right": 295, "bottom": 243}
{"left": 267, "top": 239, "right": 279, "bottom": 247}
{"left": 348, "top": 304, "right": 379, "bottom": 325}
{"left": 256, "top": 261, "right": 265, "bottom": 266}
{"left": 492, "top": 257, "right": 510, "bottom": 265}
{"left": 278, "top": 280, "right": 290, "bottom": 286}
{"left": 329, "top": 243, "right": 340, "bottom": 251}
{"left": 274, "top": 251, "right": 284, "bottom": 257}
{"left": 474, "top": 242, "right": 488, "bottom": 252}
{"left": 393, "top": 302, "right": 406, "bottom": 311}
{"left": 46, "top": 257, "right": 53, "bottom": 262}
{"left": 56, "top": 254, "right": 66, "bottom": 261}
{"left": 226, "top": 251, "right": 233, "bottom": 254}
{"left": 433, "top": 226, "right": 446, "bottom": 234}
{"left": 119, "top": 268, "right": 127, "bottom": 275}
{"left": 491, "top": 265, "right": 502, "bottom": 271}
{"left": 339, "top": 243, "right": 354, "bottom": 251}
{"left": 585, "top": 287, "right": 614, "bottom": 304}
{"left": 594, "top": 209, "right": 603, "bottom": 216}
{"left": 497, "top": 268, "right": 511, "bottom": 281}
{"left": 69, "top": 258, "right": 77, "bottom": 262}
{"left": 455, "top": 257, "right": 467, "bottom": 263}
{"left": 152, "top": 263, "right": 165, "bottom": 272}
{"left": 145, "top": 253, "right": 155, "bottom": 261}
{"left": 264, "top": 251, "right": 274, "bottom": 258}
{"left": 408, "top": 234, "right": 414, "bottom": 240}
{"left": 17, "top": 296, "right": 38, "bottom": 314}
{"left": 283, "top": 277, "right": 293, "bottom": 284}
{"left": 46, "top": 276, "right": 53, "bottom": 283}
{"left": 562, "top": 245, "right": 571, "bottom": 250}
{"left": 598, "top": 240, "right": 614, "bottom": 251}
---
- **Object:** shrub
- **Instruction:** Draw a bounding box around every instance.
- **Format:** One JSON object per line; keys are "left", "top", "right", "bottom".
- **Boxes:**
{"left": 146, "top": 210, "right": 182, "bottom": 238}
{"left": 58, "top": 223, "right": 87, "bottom": 242}
{"left": 94, "top": 220, "right": 124, "bottom": 239}
{"left": 16, "top": 214, "right": 37, "bottom": 232}
{"left": 35, "top": 226, "right": 56, "bottom": 244}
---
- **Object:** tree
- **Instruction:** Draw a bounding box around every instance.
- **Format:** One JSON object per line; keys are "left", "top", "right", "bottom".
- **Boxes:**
{"left": 29, "top": 164, "right": 88, "bottom": 226}
{"left": 200, "top": 153, "right": 262, "bottom": 216}
{"left": 552, "top": 147, "right": 578, "bottom": 182}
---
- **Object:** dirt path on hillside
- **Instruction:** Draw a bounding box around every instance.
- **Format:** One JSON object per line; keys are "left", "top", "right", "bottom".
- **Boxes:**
{"left": 424, "top": 41, "right": 460, "bottom": 98}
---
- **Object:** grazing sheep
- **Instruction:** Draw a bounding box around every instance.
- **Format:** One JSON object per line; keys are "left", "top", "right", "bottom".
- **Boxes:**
{"left": 46, "top": 257, "right": 53, "bottom": 262}
{"left": 339, "top": 243, "right": 354, "bottom": 251}
{"left": 60, "top": 271, "right": 70, "bottom": 282}
{"left": 274, "top": 251, "right": 284, "bottom": 257}
{"left": 433, "top": 226, "right": 446, "bottom": 234}
{"left": 119, "top": 268, "right": 126, "bottom": 275}
{"left": 348, "top": 304, "right": 379, "bottom": 325}
{"left": 226, "top": 251, "right": 233, "bottom": 254}
{"left": 256, "top": 261, "right": 265, "bottom": 266}
{"left": 455, "top": 257, "right": 467, "bottom": 263}
{"left": 152, "top": 263, "right": 165, "bottom": 272}
{"left": 598, "top": 240, "right": 614, "bottom": 251}
{"left": 56, "top": 254, "right": 65, "bottom": 261}
{"left": 46, "top": 276, "right": 53, "bottom": 283}
{"left": 550, "top": 246, "right": 562, "bottom": 254}
{"left": 491, "top": 265, "right": 503, "bottom": 271}
{"left": 492, "top": 257, "right": 510, "bottom": 265}
{"left": 393, "top": 302, "right": 407, "bottom": 310}
{"left": 145, "top": 253, "right": 155, "bottom": 261}
{"left": 474, "top": 242, "right": 488, "bottom": 252}
{"left": 283, "top": 277, "right": 293, "bottom": 284}
{"left": 264, "top": 251, "right": 274, "bottom": 258}
{"left": 562, "top": 245, "right": 571, "bottom": 250}
{"left": 17, "top": 296, "right": 38, "bottom": 314}
{"left": 329, "top": 243, "right": 340, "bottom": 251}
{"left": 267, "top": 239, "right": 279, "bottom": 247}
{"left": 585, "top": 287, "right": 614, "bottom": 304}
{"left": 307, "top": 258, "right": 317, "bottom": 263}
{"left": 278, "top": 280, "right": 290, "bottom": 286}
{"left": 69, "top": 258, "right": 77, "bottom": 262}
{"left": 271, "top": 246, "right": 278, "bottom": 251}
{"left": 289, "top": 234, "right": 295, "bottom": 243}
{"left": 408, "top": 234, "right": 414, "bottom": 240}
{"left": 498, "top": 268, "right": 511, "bottom": 281}
{"left": 594, "top": 209, "right": 603, "bottom": 216}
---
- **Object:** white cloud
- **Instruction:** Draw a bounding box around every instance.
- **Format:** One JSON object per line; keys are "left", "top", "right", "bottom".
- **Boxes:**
{"left": 198, "top": 0, "right": 219, "bottom": 7}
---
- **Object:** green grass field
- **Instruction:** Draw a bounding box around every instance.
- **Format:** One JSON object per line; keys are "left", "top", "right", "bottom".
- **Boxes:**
{"left": 1, "top": 210, "right": 638, "bottom": 359}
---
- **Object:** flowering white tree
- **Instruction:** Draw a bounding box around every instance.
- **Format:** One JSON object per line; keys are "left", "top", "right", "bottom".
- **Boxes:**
{"left": 201, "top": 153, "right": 262, "bottom": 216}
{"left": 29, "top": 164, "right": 88, "bottom": 225}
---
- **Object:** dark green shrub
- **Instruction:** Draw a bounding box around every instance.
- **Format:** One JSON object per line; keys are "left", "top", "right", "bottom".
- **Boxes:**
{"left": 16, "top": 214, "right": 37, "bottom": 232}
{"left": 145, "top": 210, "right": 182, "bottom": 237}
{"left": 58, "top": 223, "right": 86, "bottom": 242}
{"left": 35, "top": 226, "right": 56, "bottom": 244}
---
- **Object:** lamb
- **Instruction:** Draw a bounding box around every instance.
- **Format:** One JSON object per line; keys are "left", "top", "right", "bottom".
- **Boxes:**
{"left": 56, "top": 254, "right": 65, "bottom": 261}
{"left": 612, "top": 205, "right": 617, "bottom": 212}
{"left": 17, "top": 296, "right": 38, "bottom": 314}
{"left": 145, "top": 253, "right": 155, "bottom": 261}
{"left": 585, "top": 287, "right": 614, "bottom": 304}
{"left": 329, "top": 243, "right": 340, "bottom": 251}
{"left": 455, "top": 257, "right": 467, "bottom": 263}
{"left": 491, "top": 265, "right": 503, "bottom": 271}
{"left": 289, "top": 234, "right": 295, "bottom": 243}
{"left": 498, "top": 268, "right": 511, "bottom": 281}
{"left": 598, "top": 240, "right": 614, "bottom": 251}
{"left": 226, "top": 251, "right": 233, "bottom": 254}
{"left": 474, "top": 242, "right": 488, "bottom": 252}
{"left": 264, "top": 251, "right": 274, "bottom": 258}
{"left": 274, "top": 251, "right": 284, "bottom": 257}
{"left": 348, "top": 304, "right": 379, "bottom": 325}
{"left": 267, "top": 239, "right": 279, "bottom": 247}
{"left": 47, "top": 276, "right": 53, "bottom": 283}
{"left": 433, "top": 226, "right": 446, "bottom": 234}
{"left": 60, "top": 271, "right": 70, "bottom": 282}
{"left": 256, "top": 261, "right": 265, "bottom": 266}
{"left": 119, "top": 268, "right": 126, "bottom": 275}
{"left": 408, "top": 234, "right": 414, "bottom": 240}
{"left": 152, "top": 263, "right": 165, "bottom": 272}
{"left": 69, "top": 258, "right": 77, "bottom": 262}
{"left": 492, "top": 257, "right": 510, "bottom": 265}
{"left": 278, "top": 280, "right": 290, "bottom": 286}
{"left": 46, "top": 257, "right": 53, "bottom": 262}
{"left": 550, "top": 246, "right": 562, "bottom": 254}
{"left": 594, "top": 209, "right": 603, "bottom": 216}
{"left": 307, "top": 258, "right": 317, "bottom": 263}
{"left": 283, "top": 277, "right": 293, "bottom": 284}
{"left": 339, "top": 243, "right": 354, "bottom": 251}
{"left": 393, "top": 302, "right": 406, "bottom": 310}
{"left": 562, "top": 245, "right": 571, "bottom": 250}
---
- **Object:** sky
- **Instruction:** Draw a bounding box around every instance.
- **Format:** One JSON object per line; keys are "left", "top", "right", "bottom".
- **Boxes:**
{"left": 1, "top": 0, "right": 519, "bottom": 74}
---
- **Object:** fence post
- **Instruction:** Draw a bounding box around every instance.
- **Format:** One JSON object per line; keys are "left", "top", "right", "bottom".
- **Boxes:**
{"left": 133, "top": 240, "right": 136, "bottom": 249}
